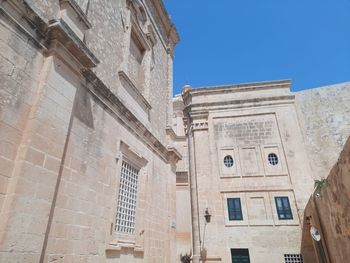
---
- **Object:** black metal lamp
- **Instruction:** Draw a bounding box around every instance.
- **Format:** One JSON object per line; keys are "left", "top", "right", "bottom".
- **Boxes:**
{"left": 204, "top": 208, "right": 211, "bottom": 223}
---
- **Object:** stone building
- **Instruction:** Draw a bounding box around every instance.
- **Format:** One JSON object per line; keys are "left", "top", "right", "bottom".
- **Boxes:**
{"left": 0, "top": 0, "right": 349, "bottom": 263}
{"left": 0, "top": 0, "right": 180, "bottom": 262}
{"left": 173, "top": 82, "right": 350, "bottom": 263}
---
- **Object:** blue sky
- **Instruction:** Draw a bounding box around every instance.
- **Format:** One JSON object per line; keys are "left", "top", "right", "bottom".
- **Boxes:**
{"left": 164, "top": 0, "right": 350, "bottom": 95}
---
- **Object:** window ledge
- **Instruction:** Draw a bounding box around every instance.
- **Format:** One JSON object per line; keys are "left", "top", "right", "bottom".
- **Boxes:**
{"left": 118, "top": 70, "right": 152, "bottom": 111}
{"left": 106, "top": 242, "right": 144, "bottom": 253}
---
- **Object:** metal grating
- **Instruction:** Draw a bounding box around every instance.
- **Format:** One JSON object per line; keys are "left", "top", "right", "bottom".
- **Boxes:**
{"left": 115, "top": 161, "right": 139, "bottom": 234}
{"left": 284, "top": 254, "right": 303, "bottom": 263}
{"left": 268, "top": 153, "right": 279, "bottom": 165}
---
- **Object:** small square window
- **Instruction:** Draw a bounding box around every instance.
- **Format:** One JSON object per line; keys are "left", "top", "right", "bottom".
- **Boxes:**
{"left": 284, "top": 254, "right": 303, "bottom": 263}
{"left": 227, "top": 198, "right": 243, "bottom": 221}
{"left": 275, "top": 196, "right": 293, "bottom": 220}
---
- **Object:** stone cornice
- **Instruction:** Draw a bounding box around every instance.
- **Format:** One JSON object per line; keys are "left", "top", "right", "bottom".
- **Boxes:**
{"left": 142, "top": 0, "right": 179, "bottom": 56}
{"left": 47, "top": 19, "right": 99, "bottom": 67}
{"left": 165, "top": 126, "right": 186, "bottom": 141}
{"left": 0, "top": 0, "right": 48, "bottom": 49}
{"left": 82, "top": 69, "right": 181, "bottom": 164}
{"left": 149, "top": 0, "right": 179, "bottom": 45}
{"left": 182, "top": 79, "right": 292, "bottom": 102}
{"left": 184, "top": 95, "right": 295, "bottom": 114}
{"left": 1, "top": 0, "right": 99, "bottom": 68}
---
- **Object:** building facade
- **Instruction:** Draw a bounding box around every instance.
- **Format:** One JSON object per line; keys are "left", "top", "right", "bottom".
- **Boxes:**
{"left": 0, "top": 0, "right": 180, "bottom": 262}
{"left": 173, "top": 82, "right": 350, "bottom": 263}
{"left": 0, "top": 0, "right": 349, "bottom": 263}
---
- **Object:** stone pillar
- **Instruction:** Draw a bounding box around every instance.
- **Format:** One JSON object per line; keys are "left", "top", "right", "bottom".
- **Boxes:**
{"left": 187, "top": 127, "right": 201, "bottom": 263}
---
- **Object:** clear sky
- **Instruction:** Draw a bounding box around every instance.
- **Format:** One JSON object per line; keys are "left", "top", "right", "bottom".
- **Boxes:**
{"left": 163, "top": 0, "right": 350, "bottom": 95}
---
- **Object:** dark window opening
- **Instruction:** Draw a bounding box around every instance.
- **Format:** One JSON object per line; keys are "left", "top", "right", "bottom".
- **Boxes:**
{"left": 275, "top": 196, "right": 293, "bottom": 220}
{"left": 231, "top": 248, "right": 250, "bottom": 263}
{"left": 227, "top": 198, "right": 243, "bottom": 221}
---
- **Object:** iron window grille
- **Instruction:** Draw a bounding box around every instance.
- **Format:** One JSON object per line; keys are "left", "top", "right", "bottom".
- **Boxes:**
{"left": 227, "top": 198, "right": 243, "bottom": 220}
{"left": 268, "top": 153, "right": 279, "bottom": 165}
{"left": 224, "top": 155, "right": 234, "bottom": 167}
{"left": 284, "top": 254, "right": 303, "bottom": 263}
{"left": 275, "top": 196, "right": 293, "bottom": 220}
{"left": 115, "top": 160, "right": 139, "bottom": 234}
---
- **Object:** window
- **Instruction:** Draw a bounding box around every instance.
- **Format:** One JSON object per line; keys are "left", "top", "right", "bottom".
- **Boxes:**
{"left": 268, "top": 153, "right": 278, "bottom": 165}
{"left": 227, "top": 198, "right": 243, "bottom": 220}
{"left": 115, "top": 160, "right": 140, "bottom": 234}
{"left": 224, "top": 155, "right": 234, "bottom": 167}
{"left": 275, "top": 196, "right": 293, "bottom": 220}
{"left": 128, "top": 30, "right": 146, "bottom": 93}
{"left": 231, "top": 248, "right": 250, "bottom": 263}
{"left": 284, "top": 254, "right": 303, "bottom": 263}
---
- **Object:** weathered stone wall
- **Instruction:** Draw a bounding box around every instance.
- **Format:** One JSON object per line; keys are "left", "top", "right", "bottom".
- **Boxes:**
{"left": 0, "top": 0, "right": 179, "bottom": 262}
{"left": 179, "top": 81, "right": 315, "bottom": 263}
{"left": 295, "top": 83, "right": 350, "bottom": 180}
{"left": 302, "top": 137, "right": 350, "bottom": 263}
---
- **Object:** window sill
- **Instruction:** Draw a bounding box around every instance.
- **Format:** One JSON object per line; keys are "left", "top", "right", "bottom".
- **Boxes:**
{"left": 106, "top": 242, "right": 144, "bottom": 253}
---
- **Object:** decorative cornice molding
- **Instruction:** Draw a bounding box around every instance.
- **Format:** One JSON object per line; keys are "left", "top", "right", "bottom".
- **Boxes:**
{"left": 47, "top": 19, "right": 99, "bottom": 67}
{"left": 82, "top": 69, "right": 181, "bottom": 164}
{"left": 1, "top": 0, "right": 99, "bottom": 68}
{"left": 182, "top": 79, "right": 292, "bottom": 102}
{"left": 192, "top": 121, "right": 208, "bottom": 131}
{"left": 184, "top": 95, "right": 295, "bottom": 114}
{"left": 0, "top": 0, "right": 48, "bottom": 49}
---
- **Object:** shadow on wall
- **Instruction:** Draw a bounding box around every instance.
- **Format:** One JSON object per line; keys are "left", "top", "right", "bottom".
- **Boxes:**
{"left": 301, "top": 136, "right": 350, "bottom": 263}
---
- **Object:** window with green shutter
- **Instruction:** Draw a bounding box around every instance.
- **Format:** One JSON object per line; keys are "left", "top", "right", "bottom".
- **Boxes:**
{"left": 227, "top": 198, "right": 243, "bottom": 221}
{"left": 275, "top": 196, "right": 293, "bottom": 220}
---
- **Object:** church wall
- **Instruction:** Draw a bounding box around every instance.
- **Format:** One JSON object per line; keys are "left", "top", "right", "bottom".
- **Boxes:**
{"left": 0, "top": 0, "right": 179, "bottom": 262}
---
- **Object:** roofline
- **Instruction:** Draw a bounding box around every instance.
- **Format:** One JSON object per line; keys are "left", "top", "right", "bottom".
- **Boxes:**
{"left": 194, "top": 79, "right": 291, "bottom": 92}
{"left": 150, "top": 0, "right": 180, "bottom": 45}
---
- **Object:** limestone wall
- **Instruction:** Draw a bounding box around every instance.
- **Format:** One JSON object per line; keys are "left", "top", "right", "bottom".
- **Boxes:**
{"left": 0, "top": 0, "right": 180, "bottom": 262}
{"left": 181, "top": 81, "right": 315, "bottom": 263}
{"left": 302, "top": 137, "right": 350, "bottom": 263}
{"left": 295, "top": 83, "right": 350, "bottom": 180}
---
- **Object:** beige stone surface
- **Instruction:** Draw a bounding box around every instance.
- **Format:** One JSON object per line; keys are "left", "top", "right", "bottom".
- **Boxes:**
{"left": 175, "top": 81, "right": 318, "bottom": 262}
{"left": 302, "top": 137, "right": 350, "bottom": 263}
{"left": 0, "top": 0, "right": 349, "bottom": 262}
{"left": 0, "top": 0, "right": 179, "bottom": 262}
{"left": 295, "top": 82, "right": 350, "bottom": 180}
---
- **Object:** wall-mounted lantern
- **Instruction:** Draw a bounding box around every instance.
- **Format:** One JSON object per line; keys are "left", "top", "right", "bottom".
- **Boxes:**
{"left": 204, "top": 208, "right": 211, "bottom": 223}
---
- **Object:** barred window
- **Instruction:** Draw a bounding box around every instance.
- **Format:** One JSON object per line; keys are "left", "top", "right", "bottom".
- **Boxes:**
{"left": 268, "top": 153, "right": 279, "bottom": 165}
{"left": 115, "top": 161, "right": 139, "bottom": 234}
{"left": 224, "top": 155, "right": 234, "bottom": 168}
{"left": 284, "top": 254, "right": 303, "bottom": 263}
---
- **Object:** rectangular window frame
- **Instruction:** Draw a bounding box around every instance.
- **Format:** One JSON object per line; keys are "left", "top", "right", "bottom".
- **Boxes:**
{"left": 227, "top": 198, "right": 243, "bottom": 221}
{"left": 275, "top": 196, "right": 293, "bottom": 220}
{"left": 115, "top": 160, "right": 140, "bottom": 235}
{"left": 231, "top": 248, "right": 250, "bottom": 263}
